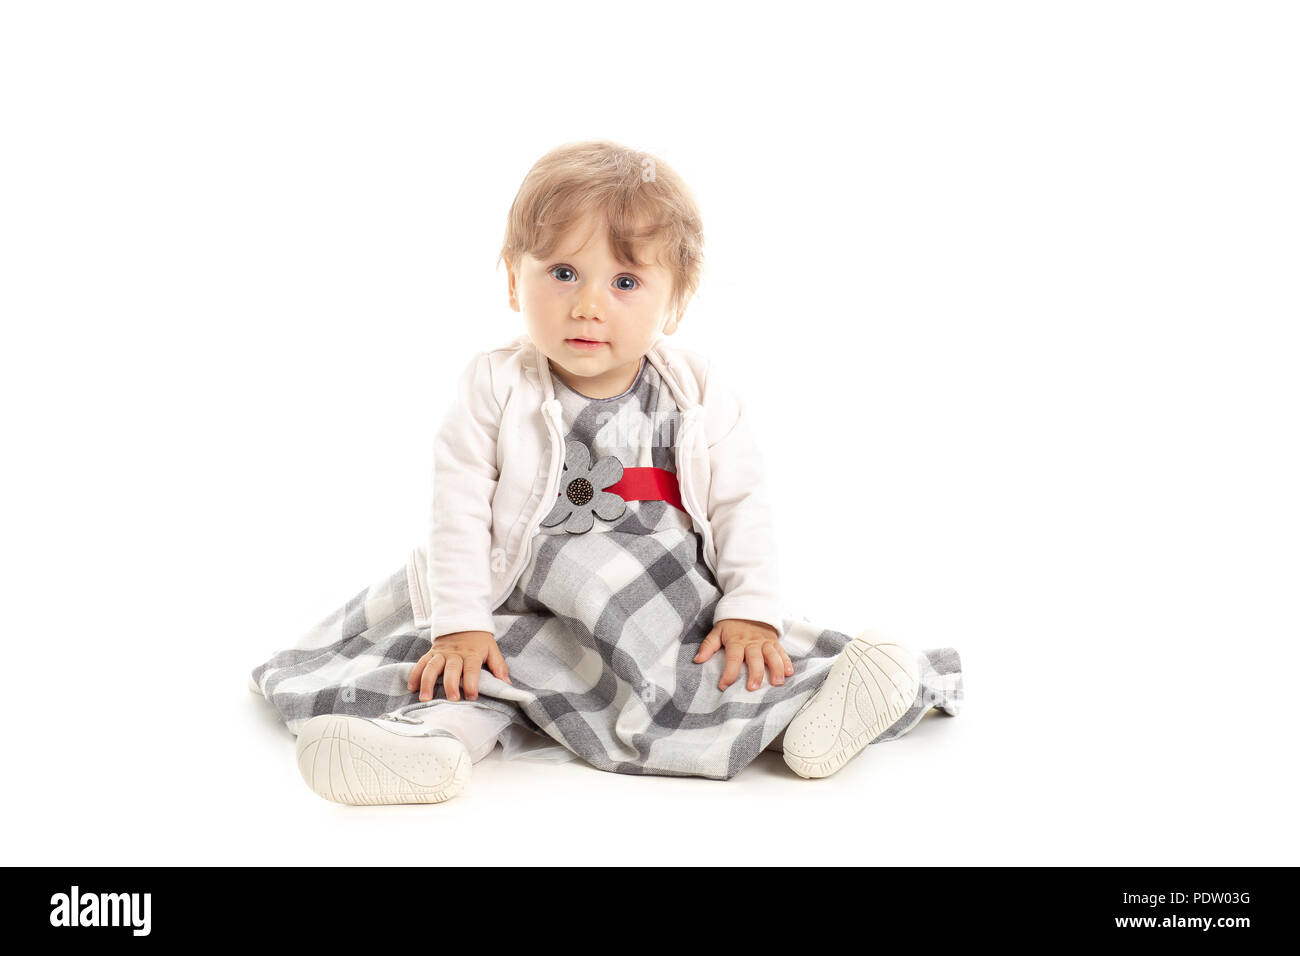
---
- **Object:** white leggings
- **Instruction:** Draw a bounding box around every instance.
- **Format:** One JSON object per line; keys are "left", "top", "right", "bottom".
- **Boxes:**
{"left": 408, "top": 701, "right": 514, "bottom": 763}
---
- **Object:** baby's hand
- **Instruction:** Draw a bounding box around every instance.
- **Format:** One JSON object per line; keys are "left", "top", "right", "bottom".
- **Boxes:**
{"left": 408, "top": 630, "right": 511, "bottom": 702}
{"left": 694, "top": 619, "right": 794, "bottom": 692}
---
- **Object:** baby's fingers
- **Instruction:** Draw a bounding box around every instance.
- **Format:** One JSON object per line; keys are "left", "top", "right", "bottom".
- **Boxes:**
{"left": 462, "top": 658, "right": 482, "bottom": 701}
{"left": 487, "top": 646, "right": 512, "bottom": 685}
{"left": 745, "top": 644, "right": 766, "bottom": 691}
{"left": 442, "top": 655, "right": 463, "bottom": 701}
{"left": 694, "top": 627, "right": 723, "bottom": 665}
{"left": 406, "top": 657, "right": 426, "bottom": 692}
{"left": 718, "top": 643, "right": 744, "bottom": 690}
{"left": 418, "top": 652, "right": 446, "bottom": 701}
{"left": 762, "top": 643, "right": 786, "bottom": 686}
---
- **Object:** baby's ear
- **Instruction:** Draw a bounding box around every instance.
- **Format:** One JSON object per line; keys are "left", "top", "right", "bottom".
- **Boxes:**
{"left": 665, "top": 305, "right": 686, "bottom": 335}
{"left": 505, "top": 259, "right": 520, "bottom": 312}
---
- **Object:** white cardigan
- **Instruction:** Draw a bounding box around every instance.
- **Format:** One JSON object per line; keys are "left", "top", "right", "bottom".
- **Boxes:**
{"left": 406, "top": 332, "right": 785, "bottom": 641}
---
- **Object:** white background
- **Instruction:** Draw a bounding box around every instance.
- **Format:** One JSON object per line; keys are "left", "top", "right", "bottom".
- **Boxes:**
{"left": 2, "top": 1, "right": 1296, "bottom": 865}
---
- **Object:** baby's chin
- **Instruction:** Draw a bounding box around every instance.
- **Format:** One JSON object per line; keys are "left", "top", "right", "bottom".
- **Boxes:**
{"left": 550, "top": 343, "right": 615, "bottom": 367}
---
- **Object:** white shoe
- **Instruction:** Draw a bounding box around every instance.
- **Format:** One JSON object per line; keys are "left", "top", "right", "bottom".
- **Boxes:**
{"left": 295, "top": 712, "right": 471, "bottom": 805}
{"left": 782, "top": 635, "right": 921, "bottom": 779}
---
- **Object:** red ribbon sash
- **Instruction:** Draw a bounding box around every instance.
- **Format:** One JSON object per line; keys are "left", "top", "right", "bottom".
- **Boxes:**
{"left": 606, "top": 467, "right": 686, "bottom": 514}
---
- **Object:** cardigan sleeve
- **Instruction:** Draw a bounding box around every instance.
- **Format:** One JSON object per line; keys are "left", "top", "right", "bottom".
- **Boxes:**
{"left": 425, "top": 352, "right": 502, "bottom": 639}
{"left": 698, "top": 360, "right": 786, "bottom": 639}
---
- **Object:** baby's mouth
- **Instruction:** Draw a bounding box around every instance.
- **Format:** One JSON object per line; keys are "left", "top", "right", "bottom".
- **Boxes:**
{"left": 565, "top": 338, "right": 607, "bottom": 350}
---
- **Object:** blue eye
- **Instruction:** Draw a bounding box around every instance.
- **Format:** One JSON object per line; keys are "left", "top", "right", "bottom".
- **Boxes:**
{"left": 550, "top": 266, "right": 576, "bottom": 282}
{"left": 615, "top": 275, "right": 638, "bottom": 291}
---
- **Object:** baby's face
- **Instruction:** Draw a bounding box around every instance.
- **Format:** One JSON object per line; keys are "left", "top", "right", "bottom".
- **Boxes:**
{"left": 507, "top": 213, "right": 681, "bottom": 399}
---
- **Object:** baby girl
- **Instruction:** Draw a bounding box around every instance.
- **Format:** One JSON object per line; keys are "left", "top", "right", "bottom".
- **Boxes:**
{"left": 249, "top": 140, "right": 963, "bottom": 804}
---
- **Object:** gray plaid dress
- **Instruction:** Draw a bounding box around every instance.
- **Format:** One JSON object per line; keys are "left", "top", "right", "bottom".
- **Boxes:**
{"left": 251, "top": 356, "right": 963, "bottom": 780}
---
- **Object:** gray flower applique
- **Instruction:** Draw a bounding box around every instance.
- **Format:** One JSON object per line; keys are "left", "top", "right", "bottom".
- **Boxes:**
{"left": 540, "top": 439, "right": 627, "bottom": 534}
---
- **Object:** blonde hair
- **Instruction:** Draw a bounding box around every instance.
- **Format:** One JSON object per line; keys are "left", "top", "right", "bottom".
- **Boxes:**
{"left": 499, "top": 140, "right": 704, "bottom": 319}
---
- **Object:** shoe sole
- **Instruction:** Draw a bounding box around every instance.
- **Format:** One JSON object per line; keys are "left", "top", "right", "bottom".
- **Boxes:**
{"left": 295, "top": 715, "right": 469, "bottom": 805}
{"left": 782, "top": 637, "right": 921, "bottom": 779}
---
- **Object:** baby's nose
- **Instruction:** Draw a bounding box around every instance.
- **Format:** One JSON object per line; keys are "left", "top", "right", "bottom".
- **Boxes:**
{"left": 571, "top": 291, "right": 606, "bottom": 321}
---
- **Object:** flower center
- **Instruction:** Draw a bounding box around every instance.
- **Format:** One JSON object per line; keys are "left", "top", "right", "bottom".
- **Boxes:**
{"left": 565, "top": 477, "right": 594, "bottom": 506}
